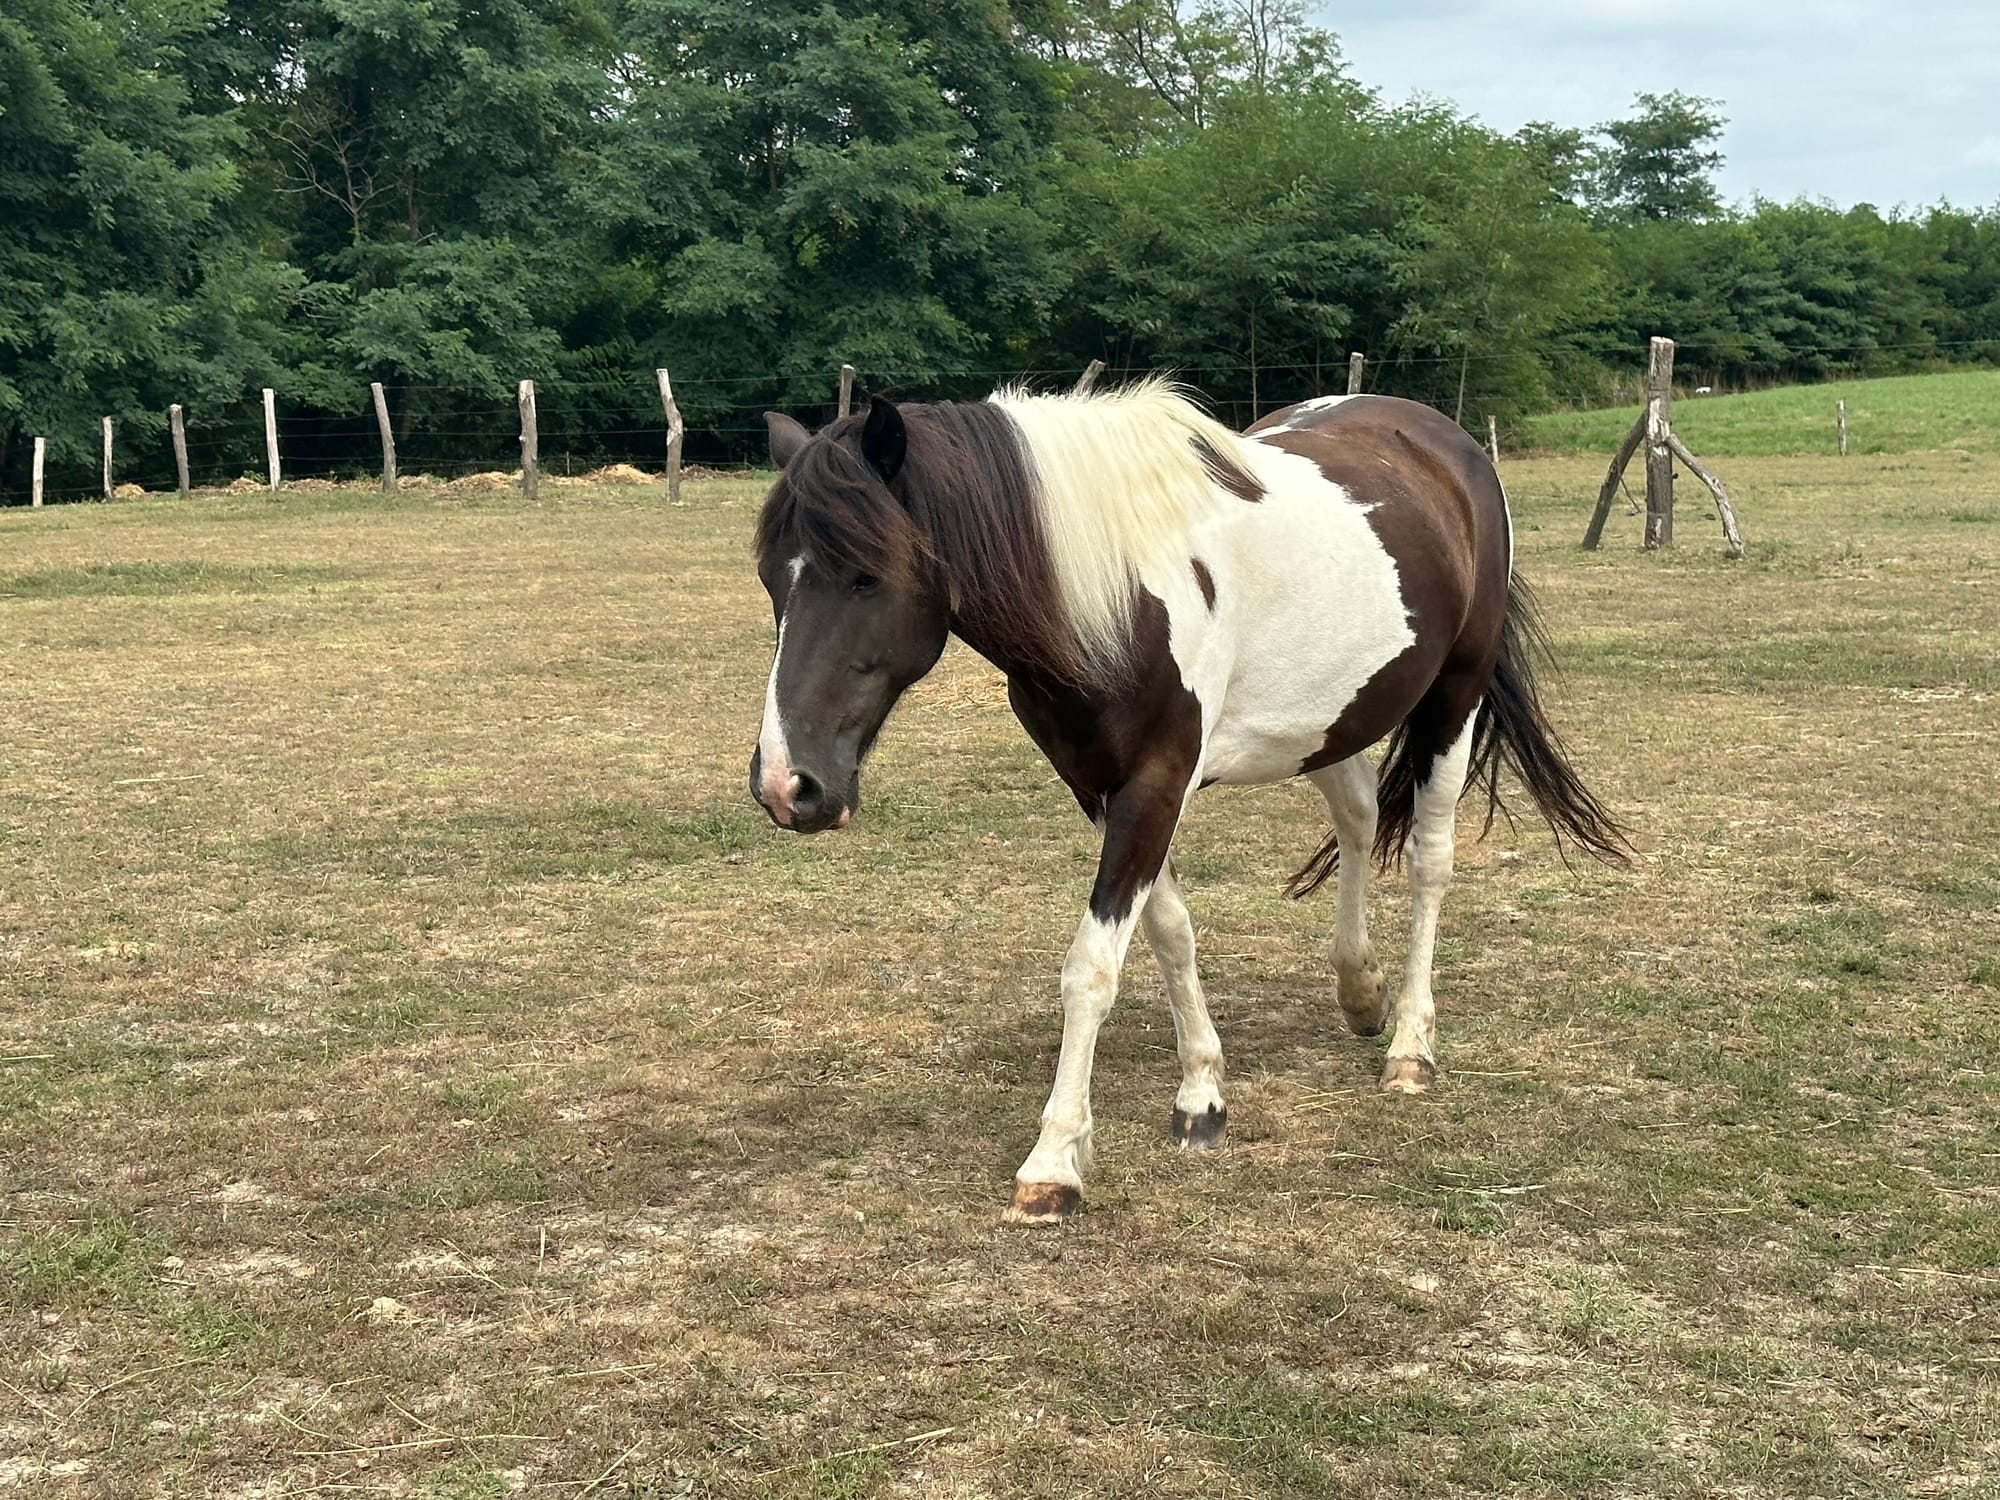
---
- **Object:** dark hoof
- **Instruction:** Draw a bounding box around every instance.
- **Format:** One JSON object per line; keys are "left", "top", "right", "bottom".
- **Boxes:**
{"left": 1380, "top": 1056, "right": 1435, "bottom": 1095}
{"left": 1003, "top": 1180, "right": 1082, "bottom": 1225}
{"left": 1171, "top": 1103, "right": 1229, "bottom": 1150}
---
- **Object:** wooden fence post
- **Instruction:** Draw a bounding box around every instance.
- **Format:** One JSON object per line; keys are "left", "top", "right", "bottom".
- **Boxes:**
{"left": 518, "top": 379, "right": 540, "bottom": 500}
{"left": 31, "top": 437, "right": 45, "bottom": 508}
{"left": 1644, "top": 336, "right": 1675, "bottom": 549}
{"left": 1074, "top": 359, "right": 1106, "bottom": 396}
{"left": 371, "top": 382, "right": 398, "bottom": 492}
{"left": 838, "top": 364, "right": 855, "bottom": 419}
{"left": 1838, "top": 399, "right": 1848, "bottom": 457}
{"left": 102, "top": 417, "right": 114, "bottom": 500}
{"left": 657, "top": 368, "right": 684, "bottom": 505}
{"left": 1666, "top": 433, "right": 1745, "bottom": 559}
{"left": 1486, "top": 414, "right": 1500, "bottom": 465}
{"left": 169, "top": 404, "right": 190, "bottom": 499}
{"left": 1583, "top": 412, "right": 1648, "bottom": 550}
{"left": 262, "top": 387, "right": 281, "bottom": 493}
{"left": 1347, "top": 352, "right": 1364, "bottom": 395}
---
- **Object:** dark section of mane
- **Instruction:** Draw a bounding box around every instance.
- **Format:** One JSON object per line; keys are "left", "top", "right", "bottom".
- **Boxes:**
{"left": 1191, "top": 434, "right": 1263, "bottom": 502}
{"left": 756, "top": 402, "right": 1091, "bottom": 684}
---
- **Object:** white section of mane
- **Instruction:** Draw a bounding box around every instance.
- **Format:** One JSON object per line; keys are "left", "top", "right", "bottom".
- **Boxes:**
{"left": 989, "top": 378, "right": 1239, "bottom": 675}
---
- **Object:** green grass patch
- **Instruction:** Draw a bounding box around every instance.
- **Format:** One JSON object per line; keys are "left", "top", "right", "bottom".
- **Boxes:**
{"left": 0, "top": 559, "right": 357, "bottom": 598}
{"left": 1525, "top": 369, "right": 2000, "bottom": 456}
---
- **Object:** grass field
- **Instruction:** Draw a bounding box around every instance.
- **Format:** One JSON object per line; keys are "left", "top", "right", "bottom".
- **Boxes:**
{"left": 1523, "top": 369, "right": 2000, "bottom": 457}
{"left": 3, "top": 455, "right": 1998, "bottom": 1498}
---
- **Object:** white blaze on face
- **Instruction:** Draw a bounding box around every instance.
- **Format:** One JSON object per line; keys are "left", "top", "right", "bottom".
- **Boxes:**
{"left": 757, "top": 557, "right": 805, "bottom": 821}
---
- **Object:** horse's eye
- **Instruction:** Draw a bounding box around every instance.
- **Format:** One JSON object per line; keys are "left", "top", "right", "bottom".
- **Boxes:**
{"left": 851, "top": 573, "right": 879, "bottom": 594}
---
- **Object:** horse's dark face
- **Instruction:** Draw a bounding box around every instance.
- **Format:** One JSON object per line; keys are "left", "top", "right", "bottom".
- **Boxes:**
{"left": 750, "top": 403, "right": 950, "bottom": 834}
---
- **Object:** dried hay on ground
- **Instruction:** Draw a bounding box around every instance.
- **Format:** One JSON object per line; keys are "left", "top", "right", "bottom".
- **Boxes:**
{"left": 2, "top": 459, "right": 1996, "bottom": 1498}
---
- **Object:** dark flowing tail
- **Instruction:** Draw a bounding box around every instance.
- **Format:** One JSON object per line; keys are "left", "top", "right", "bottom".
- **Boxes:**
{"left": 1286, "top": 575, "right": 1630, "bottom": 898}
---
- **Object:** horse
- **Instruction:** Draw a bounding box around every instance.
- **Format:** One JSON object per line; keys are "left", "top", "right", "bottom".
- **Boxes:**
{"left": 748, "top": 382, "right": 1627, "bottom": 1223}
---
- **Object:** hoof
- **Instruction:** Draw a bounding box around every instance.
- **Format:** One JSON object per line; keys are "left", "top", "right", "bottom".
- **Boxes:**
{"left": 1171, "top": 1103, "right": 1229, "bottom": 1150}
{"left": 1337, "top": 963, "right": 1387, "bottom": 1036}
{"left": 1380, "top": 1056, "right": 1435, "bottom": 1095}
{"left": 1003, "top": 1180, "right": 1082, "bottom": 1226}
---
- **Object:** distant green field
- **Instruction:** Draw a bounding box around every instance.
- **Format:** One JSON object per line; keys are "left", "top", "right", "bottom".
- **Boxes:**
{"left": 1523, "top": 369, "right": 2000, "bottom": 456}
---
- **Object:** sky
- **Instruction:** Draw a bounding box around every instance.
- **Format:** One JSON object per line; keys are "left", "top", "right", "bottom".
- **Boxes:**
{"left": 1314, "top": 1, "right": 2000, "bottom": 212}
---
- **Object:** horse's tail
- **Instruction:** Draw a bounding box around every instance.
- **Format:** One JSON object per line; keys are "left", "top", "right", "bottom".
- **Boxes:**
{"left": 1286, "top": 574, "right": 1628, "bottom": 898}
{"left": 1455, "top": 574, "right": 1631, "bottom": 868}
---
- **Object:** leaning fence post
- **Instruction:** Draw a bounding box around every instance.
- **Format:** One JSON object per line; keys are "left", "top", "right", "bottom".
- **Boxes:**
{"left": 31, "top": 437, "right": 45, "bottom": 508}
{"left": 371, "top": 382, "right": 398, "bottom": 492}
{"left": 1583, "top": 412, "right": 1648, "bottom": 550}
{"left": 518, "top": 379, "right": 540, "bottom": 500}
{"left": 1347, "top": 351, "right": 1365, "bottom": 395}
{"left": 169, "top": 404, "right": 190, "bottom": 499}
{"left": 102, "top": 417, "right": 114, "bottom": 500}
{"left": 1074, "top": 359, "right": 1106, "bottom": 396}
{"left": 656, "top": 368, "right": 685, "bottom": 505}
{"left": 262, "top": 387, "right": 281, "bottom": 493}
{"left": 1838, "top": 399, "right": 1848, "bottom": 458}
{"left": 837, "top": 363, "right": 855, "bottom": 419}
{"left": 1643, "top": 336, "right": 1675, "bottom": 549}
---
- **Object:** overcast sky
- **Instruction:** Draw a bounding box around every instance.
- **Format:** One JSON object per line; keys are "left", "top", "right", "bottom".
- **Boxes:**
{"left": 1314, "top": 1, "right": 2000, "bottom": 212}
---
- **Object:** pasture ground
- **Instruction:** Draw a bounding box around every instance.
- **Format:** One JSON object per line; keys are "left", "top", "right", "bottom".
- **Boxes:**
{"left": 1523, "top": 368, "right": 2000, "bottom": 457}
{"left": 2, "top": 452, "right": 1998, "bottom": 1498}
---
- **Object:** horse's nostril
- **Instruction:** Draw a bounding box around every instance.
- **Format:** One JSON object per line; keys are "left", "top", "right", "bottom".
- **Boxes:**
{"left": 791, "top": 771, "right": 824, "bottom": 818}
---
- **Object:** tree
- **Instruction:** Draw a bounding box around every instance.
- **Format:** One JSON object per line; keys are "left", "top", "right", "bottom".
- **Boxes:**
{"left": 0, "top": 0, "right": 297, "bottom": 495}
{"left": 1594, "top": 90, "right": 1727, "bottom": 223}
{"left": 602, "top": 0, "right": 1066, "bottom": 422}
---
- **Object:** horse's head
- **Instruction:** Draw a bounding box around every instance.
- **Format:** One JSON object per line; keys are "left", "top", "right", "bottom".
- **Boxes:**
{"left": 749, "top": 398, "right": 951, "bottom": 833}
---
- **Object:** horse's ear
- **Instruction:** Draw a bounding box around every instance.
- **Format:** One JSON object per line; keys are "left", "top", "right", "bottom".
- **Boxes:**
{"left": 861, "top": 396, "right": 906, "bottom": 484}
{"left": 764, "top": 411, "right": 811, "bottom": 470}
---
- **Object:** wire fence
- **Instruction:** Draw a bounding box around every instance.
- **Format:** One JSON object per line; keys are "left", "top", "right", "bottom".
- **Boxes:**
{"left": 6, "top": 339, "right": 1993, "bottom": 505}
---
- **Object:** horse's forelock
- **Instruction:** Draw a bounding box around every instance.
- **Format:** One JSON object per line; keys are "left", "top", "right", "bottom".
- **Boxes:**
{"left": 756, "top": 432, "right": 927, "bottom": 585}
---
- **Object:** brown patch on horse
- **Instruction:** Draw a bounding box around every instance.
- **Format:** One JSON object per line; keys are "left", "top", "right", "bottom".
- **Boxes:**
{"left": 1191, "top": 558, "right": 1216, "bottom": 609}
{"left": 1006, "top": 586, "right": 1203, "bottom": 918}
{"left": 1191, "top": 434, "right": 1263, "bottom": 502}
{"left": 1259, "top": 397, "right": 1517, "bottom": 886}
{"left": 1262, "top": 398, "right": 1508, "bottom": 778}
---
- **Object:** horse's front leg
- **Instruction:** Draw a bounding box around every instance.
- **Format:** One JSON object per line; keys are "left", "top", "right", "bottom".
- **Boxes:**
{"left": 1005, "top": 775, "right": 1183, "bottom": 1225}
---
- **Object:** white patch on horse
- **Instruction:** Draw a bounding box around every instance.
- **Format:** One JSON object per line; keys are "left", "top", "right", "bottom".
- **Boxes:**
{"left": 1254, "top": 393, "right": 1357, "bottom": 434}
{"left": 989, "top": 380, "right": 1236, "bottom": 676}
{"left": 756, "top": 556, "right": 806, "bottom": 819}
{"left": 1011, "top": 892, "right": 1150, "bottom": 1203}
{"left": 1384, "top": 708, "right": 1480, "bottom": 1092}
{"left": 1171, "top": 436, "right": 1416, "bottom": 785}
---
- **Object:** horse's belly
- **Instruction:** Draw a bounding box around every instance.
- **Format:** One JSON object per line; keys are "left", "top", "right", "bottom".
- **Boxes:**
{"left": 1192, "top": 447, "right": 1417, "bottom": 786}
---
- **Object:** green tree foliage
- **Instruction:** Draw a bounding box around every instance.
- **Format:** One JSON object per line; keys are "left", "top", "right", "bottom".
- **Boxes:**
{"left": 595, "top": 0, "right": 1063, "bottom": 425}
{"left": 0, "top": 0, "right": 297, "bottom": 489}
{"left": 1594, "top": 90, "right": 1728, "bottom": 223}
{"left": 2, "top": 2, "right": 1996, "bottom": 498}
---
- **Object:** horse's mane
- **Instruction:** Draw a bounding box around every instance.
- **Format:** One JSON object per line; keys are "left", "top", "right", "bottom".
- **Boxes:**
{"left": 755, "top": 380, "right": 1255, "bottom": 686}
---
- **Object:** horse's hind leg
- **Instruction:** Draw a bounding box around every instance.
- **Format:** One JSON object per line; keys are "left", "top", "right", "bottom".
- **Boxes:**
{"left": 1383, "top": 698, "right": 1481, "bottom": 1095}
{"left": 1142, "top": 860, "right": 1226, "bottom": 1148}
{"left": 1307, "top": 757, "right": 1386, "bottom": 1036}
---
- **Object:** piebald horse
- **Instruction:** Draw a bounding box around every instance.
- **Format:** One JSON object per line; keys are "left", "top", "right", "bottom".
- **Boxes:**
{"left": 749, "top": 383, "right": 1626, "bottom": 1223}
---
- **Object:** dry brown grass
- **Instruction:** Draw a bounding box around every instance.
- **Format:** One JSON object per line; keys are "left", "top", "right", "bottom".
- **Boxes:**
{"left": 2, "top": 455, "right": 1997, "bottom": 1498}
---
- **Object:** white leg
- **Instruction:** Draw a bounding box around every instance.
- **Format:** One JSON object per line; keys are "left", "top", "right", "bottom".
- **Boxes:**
{"left": 1141, "top": 862, "right": 1227, "bottom": 1148}
{"left": 1308, "top": 756, "right": 1385, "bottom": 1036}
{"left": 1383, "top": 710, "right": 1479, "bottom": 1094}
{"left": 1006, "top": 894, "right": 1149, "bottom": 1222}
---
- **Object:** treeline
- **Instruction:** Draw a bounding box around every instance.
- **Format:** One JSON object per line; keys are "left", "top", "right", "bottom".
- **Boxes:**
{"left": 4, "top": 0, "right": 1997, "bottom": 494}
